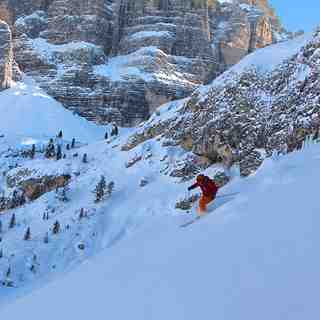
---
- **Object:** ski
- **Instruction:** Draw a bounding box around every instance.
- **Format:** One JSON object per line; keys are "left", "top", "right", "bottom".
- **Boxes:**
{"left": 180, "top": 216, "right": 201, "bottom": 228}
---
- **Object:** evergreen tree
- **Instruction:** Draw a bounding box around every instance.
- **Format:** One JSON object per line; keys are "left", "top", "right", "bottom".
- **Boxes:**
{"left": 94, "top": 175, "right": 107, "bottom": 203}
{"left": 0, "top": 193, "right": 6, "bottom": 211}
{"left": 24, "top": 227, "right": 31, "bottom": 241}
{"left": 66, "top": 143, "right": 70, "bottom": 150}
{"left": 44, "top": 232, "right": 49, "bottom": 244}
{"left": 42, "top": 210, "right": 49, "bottom": 220}
{"left": 0, "top": 248, "right": 3, "bottom": 258}
{"left": 52, "top": 220, "right": 60, "bottom": 234}
{"left": 58, "top": 130, "right": 63, "bottom": 138}
{"left": 107, "top": 181, "right": 115, "bottom": 196}
{"left": 111, "top": 124, "right": 119, "bottom": 137}
{"left": 79, "top": 208, "right": 85, "bottom": 220}
{"left": 3, "top": 265, "right": 14, "bottom": 287}
{"left": 82, "top": 153, "right": 88, "bottom": 163}
{"left": 45, "top": 139, "right": 55, "bottom": 158}
{"left": 11, "top": 189, "right": 25, "bottom": 208}
{"left": 6, "top": 266, "right": 11, "bottom": 278}
{"left": 71, "top": 138, "right": 76, "bottom": 149}
{"left": 30, "top": 144, "right": 36, "bottom": 159}
{"left": 30, "top": 254, "right": 38, "bottom": 273}
{"left": 104, "top": 131, "right": 109, "bottom": 140}
{"left": 0, "top": 220, "right": 2, "bottom": 234}
{"left": 9, "top": 213, "right": 16, "bottom": 229}
{"left": 56, "top": 145, "right": 62, "bottom": 160}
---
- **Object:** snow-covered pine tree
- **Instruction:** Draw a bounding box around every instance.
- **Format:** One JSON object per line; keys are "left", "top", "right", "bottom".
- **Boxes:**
{"left": 52, "top": 221, "right": 60, "bottom": 234}
{"left": 66, "top": 143, "right": 70, "bottom": 150}
{"left": 94, "top": 175, "right": 107, "bottom": 203}
{"left": 30, "top": 144, "right": 36, "bottom": 159}
{"left": 79, "top": 208, "right": 85, "bottom": 220}
{"left": 111, "top": 124, "right": 119, "bottom": 137}
{"left": 11, "top": 189, "right": 26, "bottom": 208}
{"left": 23, "top": 227, "right": 31, "bottom": 241}
{"left": 44, "top": 232, "right": 49, "bottom": 244}
{"left": 71, "top": 138, "right": 76, "bottom": 149}
{"left": 42, "top": 210, "right": 49, "bottom": 220}
{"left": 45, "top": 138, "right": 55, "bottom": 158}
{"left": 30, "top": 254, "right": 38, "bottom": 273}
{"left": 0, "top": 248, "right": 3, "bottom": 258}
{"left": 104, "top": 131, "right": 108, "bottom": 140}
{"left": 58, "top": 130, "right": 63, "bottom": 138}
{"left": 0, "top": 193, "right": 6, "bottom": 211}
{"left": 3, "top": 265, "right": 14, "bottom": 287}
{"left": 56, "top": 145, "right": 62, "bottom": 160}
{"left": 6, "top": 266, "right": 10, "bottom": 278}
{"left": 82, "top": 153, "right": 88, "bottom": 163}
{"left": 107, "top": 181, "right": 115, "bottom": 196}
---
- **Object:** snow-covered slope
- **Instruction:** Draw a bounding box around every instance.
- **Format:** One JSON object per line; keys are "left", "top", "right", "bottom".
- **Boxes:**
{"left": 0, "top": 78, "right": 106, "bottom": 146}
{"left": 198, "top": 32, "right": 312, "bottom": 95}
{"left": 2, "top": 141, "right": 319, "bottom": 320}
{"left": 0, "top": 92, "right": 213, "bottom": 305}
{"left": 0, "top": 29, "right": 319, "bottom": 320}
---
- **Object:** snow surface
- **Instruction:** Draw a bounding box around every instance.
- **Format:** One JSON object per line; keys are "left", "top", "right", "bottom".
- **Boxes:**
{"left": 0, "top": 78, "right": 106, "bottom": 146}
{"left": 230, "top": 33, "right": 311, "bottom": 74}
{"left": 94, "top": 46, "right": 195, "bottom": 85}
{"left": 31, "top": 38, "right": 103, "bottom": 57}
{"left": 2, "top": 141, "right": 320, "bottom": 319}
{"left": 129, "top": 30, "right": 174, "bottom": 40}
{"left": 197, "top": 32, "right": 312, "bottom": 97}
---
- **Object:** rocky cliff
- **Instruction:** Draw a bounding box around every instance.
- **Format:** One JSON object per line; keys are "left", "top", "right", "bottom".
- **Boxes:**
{"left": 0, "top": 0, "right": 288, "bottom": 124}
{"left": 122, "top": 30, "right": 320, "bottom": 176}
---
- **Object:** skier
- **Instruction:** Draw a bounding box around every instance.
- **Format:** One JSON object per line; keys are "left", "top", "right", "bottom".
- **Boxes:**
{"left": 188, "top": 174, "right": 219, "bottom": 215}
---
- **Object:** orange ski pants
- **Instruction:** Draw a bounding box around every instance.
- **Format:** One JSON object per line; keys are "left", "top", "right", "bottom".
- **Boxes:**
{"left": 198, "top": 194, "right": 215, "bottom": 215}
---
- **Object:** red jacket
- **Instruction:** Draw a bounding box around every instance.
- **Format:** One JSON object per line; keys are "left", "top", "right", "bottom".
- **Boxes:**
{"left": 188, "top": 176, "right": 218, "bottom": 197}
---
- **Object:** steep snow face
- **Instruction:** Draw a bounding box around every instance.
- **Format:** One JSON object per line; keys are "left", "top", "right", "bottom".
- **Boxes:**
{"left": 201, "top": 32, "right": 312, "bottom": 92}
{"left": 0, "top": 78, "right": 106, "bottom": 146}
{"left": 224, "top": 32, "right": 312, "bottom": 74}
{"left": 2, "top": 141, "right": 320, "bottom": 320}
{"left": 0, "top": 85, "right": 220, "bottom": 305}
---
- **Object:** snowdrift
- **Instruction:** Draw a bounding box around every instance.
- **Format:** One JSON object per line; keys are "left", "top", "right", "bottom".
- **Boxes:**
{"left": 0, "top": 79, "right": 106, "bottom": 145}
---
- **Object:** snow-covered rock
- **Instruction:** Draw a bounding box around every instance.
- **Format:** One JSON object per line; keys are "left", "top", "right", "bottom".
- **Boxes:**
{"left": 123, "top": 31, "right": 320, "bottom": 176}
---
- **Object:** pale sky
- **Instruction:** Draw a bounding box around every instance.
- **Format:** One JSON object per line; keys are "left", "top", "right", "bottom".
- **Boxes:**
{"left": 270, "top": 0, "right": 320, "bottom": 32}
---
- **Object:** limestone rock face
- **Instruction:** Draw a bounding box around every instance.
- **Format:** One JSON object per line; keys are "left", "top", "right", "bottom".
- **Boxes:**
{"left": 0, "top": 19, "right": 13, "bottom": 90}
{"left": 7, "top": 167, "right": 71, "bottom": 201}
{"left": 122, "top": 30, "right": 320, "bottom": 177}
{"left": 5, "top": 0, "right": 288, "bottom": 125}
{"left": 41, "top": 0, "right": 113, "bottom": 51}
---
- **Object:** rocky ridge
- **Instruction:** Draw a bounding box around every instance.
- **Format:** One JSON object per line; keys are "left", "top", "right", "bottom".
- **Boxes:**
{"left": 122, "top": 30, "right": 320, "bottom": 176}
